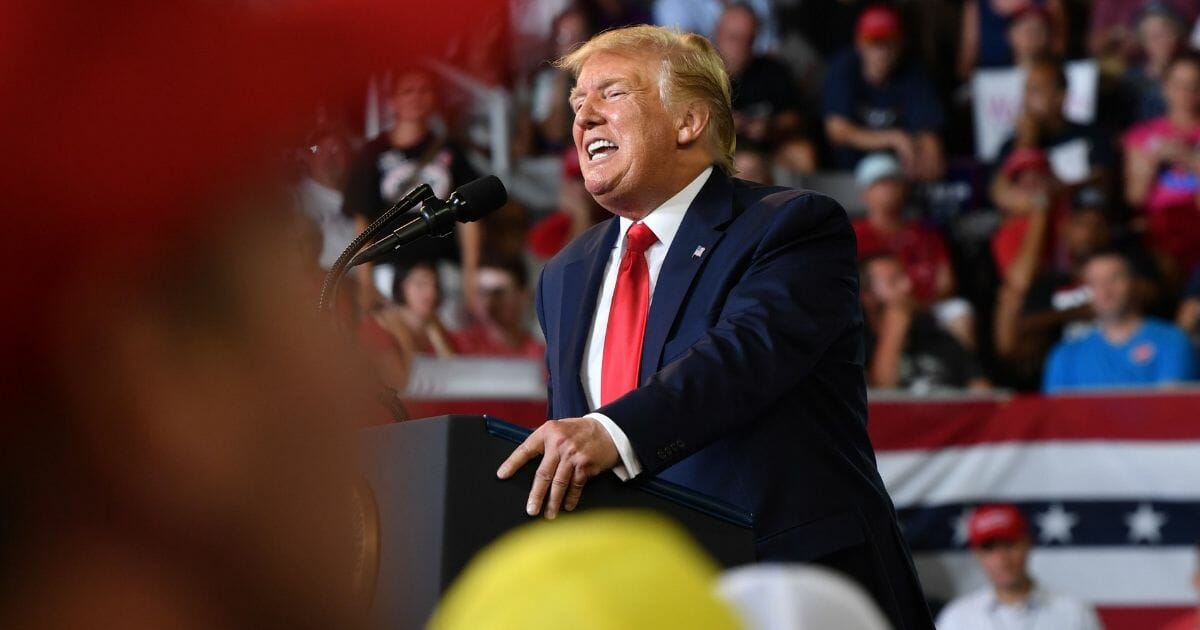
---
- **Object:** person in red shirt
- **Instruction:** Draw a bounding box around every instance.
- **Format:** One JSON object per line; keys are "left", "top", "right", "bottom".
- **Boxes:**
{"left": 453, "top": 254, "right": 546, "bottom": 359}
{"left": 527, "top": 148, "right": 608, "bottom": 261}
{"left": 852, "top": 153, "right": 975, "bottom": 348}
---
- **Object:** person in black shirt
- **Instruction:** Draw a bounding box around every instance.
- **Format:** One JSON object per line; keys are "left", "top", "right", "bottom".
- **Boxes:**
{"left": 990, "top": 56, "right": 1114, "bottom": 211}
{"left": 714, "top": 3, "right": 816, "bottom": 173}
{"left": 862, "top": 253, "right": 990, "bottom": 392}
{"left": 821, "top": 4, "right": 946, "bottom": 180}
{"left": 342, "top": 67, "right": 482, "bottom": 313}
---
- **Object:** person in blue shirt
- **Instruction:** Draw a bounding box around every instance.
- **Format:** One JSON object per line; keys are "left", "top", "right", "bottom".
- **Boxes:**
{"left": 1044, "top": 250, "right": 1197, "bottom": 392}
{"left": 822, "top": 4, "right": 945, "bottom": 180}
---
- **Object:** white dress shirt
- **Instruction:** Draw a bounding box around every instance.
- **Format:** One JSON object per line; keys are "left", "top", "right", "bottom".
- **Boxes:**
{"left": 582, "top": 166, "right": 714, "bottom": 480}
{"left": 935, "top": 586, "right": 1103, "bottom": 630}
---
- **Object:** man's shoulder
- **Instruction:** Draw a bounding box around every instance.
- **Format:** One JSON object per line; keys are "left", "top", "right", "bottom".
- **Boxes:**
{"left": 1141, "top": 317, "right": 1190, "bottom": 342}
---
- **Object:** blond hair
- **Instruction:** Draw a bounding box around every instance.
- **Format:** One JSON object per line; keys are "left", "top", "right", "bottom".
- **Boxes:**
{"left": 557, "top": 25, "right": 736, "bottom": 175}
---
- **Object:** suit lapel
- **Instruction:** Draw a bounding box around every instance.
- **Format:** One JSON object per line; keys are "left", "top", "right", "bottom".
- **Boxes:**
{"left": 639, "top": 170, "right": 735, "bottom": 382}
{"left": 559, "top": 218, "right": 619, "bottom": 414}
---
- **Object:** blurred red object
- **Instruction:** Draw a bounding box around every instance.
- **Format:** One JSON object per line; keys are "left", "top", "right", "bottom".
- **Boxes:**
{"left": 0, "top": 0, "right": 490, "bottom": 410}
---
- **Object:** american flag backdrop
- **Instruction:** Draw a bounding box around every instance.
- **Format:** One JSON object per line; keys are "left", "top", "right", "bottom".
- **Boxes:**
{"left": 870, "top": 391, "right": 1200, "bottom": 630}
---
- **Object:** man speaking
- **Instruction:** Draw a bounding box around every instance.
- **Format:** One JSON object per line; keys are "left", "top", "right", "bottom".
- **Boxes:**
{"left": 497, "top": 25, "right": 933, "bottom": 629}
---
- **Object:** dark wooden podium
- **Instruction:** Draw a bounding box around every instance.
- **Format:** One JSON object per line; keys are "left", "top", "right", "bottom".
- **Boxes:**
{"left": 358, "top": 415, "right": 755, "bottom": 629}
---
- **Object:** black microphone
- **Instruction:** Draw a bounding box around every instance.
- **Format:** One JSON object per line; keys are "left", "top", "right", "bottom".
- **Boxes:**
{"left": 350, "top": 175, "right": 507, "bottom": 267}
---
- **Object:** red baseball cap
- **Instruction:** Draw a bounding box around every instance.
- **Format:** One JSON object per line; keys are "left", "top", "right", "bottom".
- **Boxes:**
{"left": 562, "top": 146, "right": 584, "bottom": 180}
{"left": 857, "top": 5, "right": 903, "bottom": 42}
{"left": 1001, "top": 147, "right": 1051, "bottom": 179}
{"left": 968, "top": 504, "right": 1030, "bottom": 547}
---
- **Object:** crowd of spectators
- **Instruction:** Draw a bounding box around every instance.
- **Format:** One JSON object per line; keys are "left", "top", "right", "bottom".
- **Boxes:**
{"left": 293, "top": 0, "right": 1200, "bottom": 396}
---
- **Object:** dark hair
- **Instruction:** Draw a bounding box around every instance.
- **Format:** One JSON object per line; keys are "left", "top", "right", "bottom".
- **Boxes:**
{"left": 479, "top": 252, "right": 530, "bottom": 290}
{"left": 390, "top": 259, "right": 439, "bottom": 306}
{"left": 1081, "top": 248, "right": 1132, "bottom": 274}
{"left": 1028, "top": 54, "right": 1068, "bottom": 91}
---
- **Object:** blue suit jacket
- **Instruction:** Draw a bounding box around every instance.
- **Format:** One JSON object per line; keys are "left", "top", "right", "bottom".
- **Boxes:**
{"left": 536, "top": 169, "right": 932, "bottom": 629}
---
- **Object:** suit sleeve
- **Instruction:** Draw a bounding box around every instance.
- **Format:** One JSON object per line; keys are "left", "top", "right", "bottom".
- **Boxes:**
{"left": 597, "top": 192, "right": 862, "bottom": 475}
{"left": 534, "top": 266, "right": 554, "bottom": 421}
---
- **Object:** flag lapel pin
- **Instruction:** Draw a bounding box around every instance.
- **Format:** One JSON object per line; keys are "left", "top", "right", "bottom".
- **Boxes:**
{"left": 692, "top": 245, "right": 706, "bottom": 259}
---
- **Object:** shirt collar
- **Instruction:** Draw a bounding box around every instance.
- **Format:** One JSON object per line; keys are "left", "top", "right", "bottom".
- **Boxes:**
{"left": 986, "top": 585, "right": 1045, "bottom": 613}
{"left": 615, "top": 166, "right": 713, "bottom": 250}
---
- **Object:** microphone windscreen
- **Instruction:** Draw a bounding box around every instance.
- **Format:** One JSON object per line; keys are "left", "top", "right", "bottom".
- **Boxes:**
{"left": 453, "top": 175, "right": 508, "bottom": 222}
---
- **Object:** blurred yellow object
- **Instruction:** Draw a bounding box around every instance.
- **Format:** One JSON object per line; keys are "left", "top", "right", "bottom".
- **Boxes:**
{"left": 428, "top": 510, "right": 743, "bottom": 630}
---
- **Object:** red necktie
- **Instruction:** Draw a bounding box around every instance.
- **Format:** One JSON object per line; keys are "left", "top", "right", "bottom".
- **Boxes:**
{"left": 601, "top": 222, "right": 658, "bottom": 405}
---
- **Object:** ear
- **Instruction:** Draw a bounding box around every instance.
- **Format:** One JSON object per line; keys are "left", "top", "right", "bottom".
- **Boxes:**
{"left": 676, "top": 102, "right": 711, "bottom": 148}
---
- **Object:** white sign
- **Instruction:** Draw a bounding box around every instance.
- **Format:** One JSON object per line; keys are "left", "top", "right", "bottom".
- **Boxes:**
{"left": 971, "top": 60, "right": 1099, "bottom": 162}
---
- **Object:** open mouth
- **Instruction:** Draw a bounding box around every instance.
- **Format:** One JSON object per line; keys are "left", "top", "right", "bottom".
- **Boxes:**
{"left": 586, "top": 138, "right": 619, "bottom": 162}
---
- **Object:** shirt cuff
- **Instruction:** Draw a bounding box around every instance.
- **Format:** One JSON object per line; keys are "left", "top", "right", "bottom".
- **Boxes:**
{"left": 585, "top": 412, "right": 643, "bottom": 481}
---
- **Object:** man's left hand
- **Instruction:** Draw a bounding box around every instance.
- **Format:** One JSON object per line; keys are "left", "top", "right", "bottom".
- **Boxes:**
{"left": 496, "top": 417, "right": 619, "bottom": 519}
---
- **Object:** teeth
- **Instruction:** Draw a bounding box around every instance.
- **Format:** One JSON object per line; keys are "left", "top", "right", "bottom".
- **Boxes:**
{"left": 586, "top": 139, "right": 617, "bottom": 160}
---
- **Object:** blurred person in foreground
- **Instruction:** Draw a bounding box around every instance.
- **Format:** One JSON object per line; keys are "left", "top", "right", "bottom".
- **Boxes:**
{"left": 937, "top": 505, "right": 1102, "bottom": 630}
{"left": 1044, "top": 250, "right": 1196, "bottom": 392}
{"left": 0, "top": 0, "right": 481, "bottom": 627}
{"left": 374, "top": 260, "right": 458, "bottom": 357}
{"left": 717, "top": 564, "right": 891, "bottom": 630}
{"left": 496, "top": 25, "right": 934, "bottom": 629}
{"left": 852, "top": 153, "right": 975, "bottom": 349}
{"left": 714, "top": 2, "right": 816, "bottom": 174}
{"left": 453, "top": 254, "right": 545, "bottom": 359}
{"left": 341, "top": 67, "right": 483, "bottom": 314}
{"left": 823, "top": 4, "right": 946, "bottom": 180}
{"left": 861, "top": 253, "right": 990, "bottom": 392}
{"left": 1160, "top": 540, "right": 1200, "bottom": 630}
{"left": 428, "top": 511, "right": 741, "bottom": 630}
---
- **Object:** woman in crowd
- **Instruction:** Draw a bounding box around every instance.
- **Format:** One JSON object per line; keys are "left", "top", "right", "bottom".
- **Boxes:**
{"left": 375, "top": 260, "right": 458, "bottom": 358}
{"left": 1124, "top": 51, "right": 1200, "bottom": 286}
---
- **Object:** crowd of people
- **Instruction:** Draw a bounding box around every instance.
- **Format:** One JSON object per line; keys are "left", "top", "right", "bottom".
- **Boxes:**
{"left": 294, "top": 0, "right": 1200, "bottom": 398}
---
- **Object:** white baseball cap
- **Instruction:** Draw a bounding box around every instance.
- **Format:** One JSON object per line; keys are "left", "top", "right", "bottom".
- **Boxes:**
{"left": 855, "top": 152, "right": 903, "bottom": 189}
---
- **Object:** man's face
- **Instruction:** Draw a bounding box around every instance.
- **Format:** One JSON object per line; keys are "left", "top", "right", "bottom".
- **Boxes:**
{"left": 391, "top": 71, "right": 435, "bottom": 124}
{"left": 1164, "top": 61, "right": 1200, "bottom": 117}
{"left": 863, "top": 177, "right": 905, "bottom": 218}
{"left": 857, "top": 39, "right": 899, "bottom": 82}
{"left": 82, "top": 208, "right": 375, "bottom": 628}
{"left": 1083, "top": 255, "right": 1134, "bottom": 320}
{"left": 974, "top": 538, "right": 1031, "bottom": 591}
{"left": 1008, "top": 13, "right": 1050, "bottom": 60}
{"left": 571, "top": 52, "right": 682, "bottom": 215}
{"left": 1022, "top": 65, "right": 1065, "bottom": 123}
{"left": 473, "top": 267, "right": 526, "bottom": 330}
{"left": 715, "top": 7, "right": 756, "bottom": 75}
